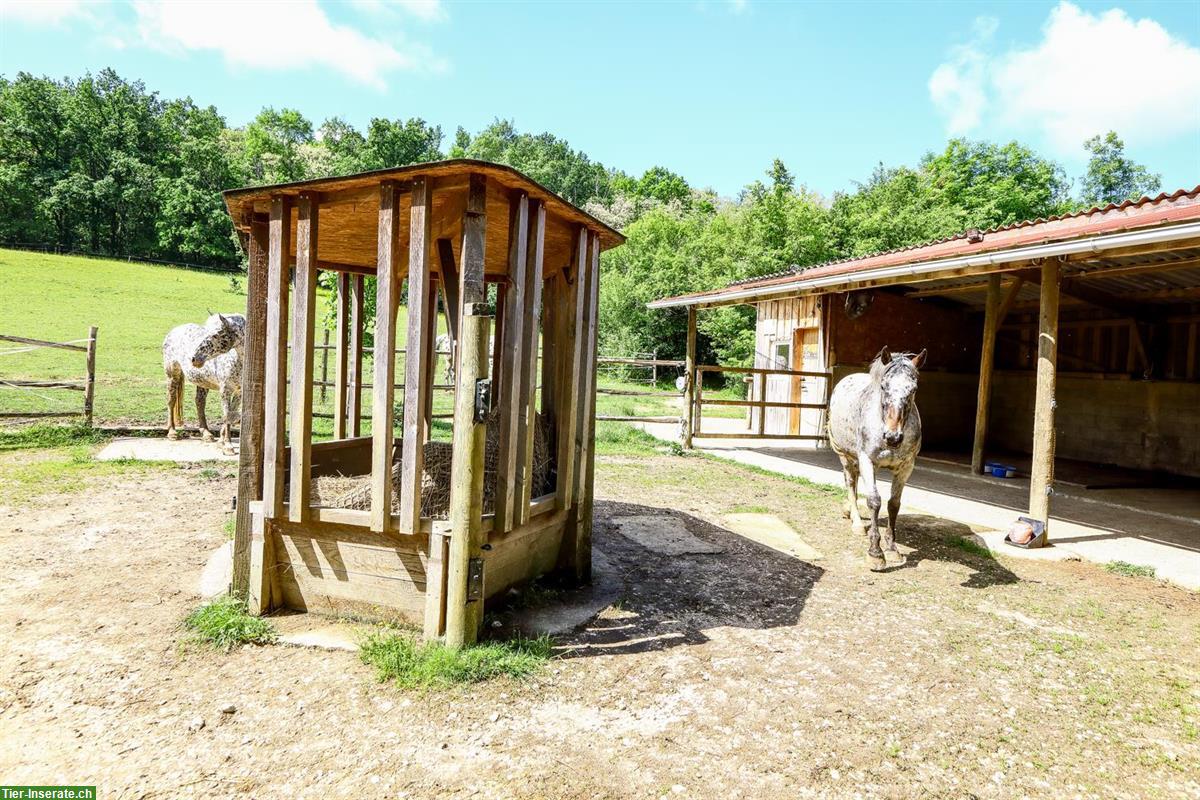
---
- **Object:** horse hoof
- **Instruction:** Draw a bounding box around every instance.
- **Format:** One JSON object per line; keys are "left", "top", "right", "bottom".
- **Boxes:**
{"left": 867, "top": 554, "right": 888, "bottom": 572}
{"left": 885, "top": 549, "right": 907, "bottom": 566}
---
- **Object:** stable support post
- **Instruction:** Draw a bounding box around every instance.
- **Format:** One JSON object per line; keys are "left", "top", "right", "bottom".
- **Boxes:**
{"left": 971, "top": 274, "right": 1001, "bottom": 473}
{"left": 516, "top": 201, "right": 546, "bottom": 524}
{"left": 348, "top": 275, "right": 364, "bottom": 438}
{"left": 555, "top": 227, "right": 588, "bottom": 513}
{"left": 573, "top": 233, "right": 602, "bottom": 583}
{"left": 496, "top": 192, "right": 530, "bottom": 532}
{"left": 371, "top": 181, "right": 401, "bottom": 534}
{"left": 261, "top": 196, "right": 292, "bottom": 520}
{"left": 399, "top": 176, "right": 434, "bottom": 534}
{"left": 333, "top": 273, "right": 350, "bottom": 440}
{"left": 288, "top": 192, "right": 319, "bottom": 523}
{"left": 233, "top": 216, "right": 269, "bottom": 598}
{"left": 684, "top": 306, "right": 697, "bottom": 448}
{"left": 1029, "top": 259, "right": 1061, "bottom": 528}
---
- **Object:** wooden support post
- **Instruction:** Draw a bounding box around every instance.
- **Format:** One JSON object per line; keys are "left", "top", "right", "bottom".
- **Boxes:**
{"left": 348, "top": 274, "right": 364, "bottom": 437}
{"left": 233, "top": 216, "right": 269, "bottom": 598}
{"left": 555, "top": 227, "right": 588, "bottom": 512}
{"left": 684, "top": 306, "right": 697, "bottom": 448}
{"left": 496, "top": 192, "right": 530, "bottom": 532}
{"left": 572, "top": 233, "right": 602, "bottom": 583}
{"left": 83, "top": 325, "right": 97, "bottom": 427}
{"left": 971, "top": 274, "right": 1001, "bottom": 474}
{"left": 1029, "top": 259, "right": 1061, "bottom": 528}
{"left": 422, "top": 276, "right": 438, "bottom": 441}
{"left": 399, "top": 176, "right": 434, "bottom": 534}
{"left": 333, "top": 273, "right": 350, "bottom": 440}
{"left": 422, "top": 531, "right": 449, "bottom": 640}
{"left": 517, "top": 201, "right": 546, "bottom": 524}
{"left": 371, "top": 181, "right": 401, "bottom": 534}
{"left": 261, "top": 196, "right": 292, "bottom": 519}
{"left": 288, "top": 192, "right": 319, "bottom": 523}
{"left": 437, "top": 238, "right": 461, "bottom": 349}
{"left": 444, "top": 174, "right": 488, "bottom": 649}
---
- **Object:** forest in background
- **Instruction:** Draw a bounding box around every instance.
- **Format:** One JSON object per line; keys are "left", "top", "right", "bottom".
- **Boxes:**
{"left": 0, "top": 68, "right": 1166, "bottom": 365}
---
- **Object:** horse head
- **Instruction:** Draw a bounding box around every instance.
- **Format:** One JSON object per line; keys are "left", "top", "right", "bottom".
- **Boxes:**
{"left": 869, "top": 346, "right": 926, "bottom": 448}
{"left": 192, "top": 313, "right": 243, "bottom": 368}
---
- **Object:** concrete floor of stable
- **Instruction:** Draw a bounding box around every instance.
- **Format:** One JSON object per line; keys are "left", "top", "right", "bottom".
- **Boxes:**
{"left": 639, "top": 417, "right": 1200, "bottom": 591}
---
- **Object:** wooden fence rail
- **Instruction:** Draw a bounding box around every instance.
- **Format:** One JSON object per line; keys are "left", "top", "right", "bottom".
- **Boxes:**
{"left": 0, "top": 327, "right": 98, "bottom": 425}
{"left": 594, "top": 355, "right": 685, "bottom": 422}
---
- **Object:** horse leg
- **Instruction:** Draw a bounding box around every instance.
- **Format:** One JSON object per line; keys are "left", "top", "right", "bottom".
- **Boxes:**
{"left": 166, "top": 374, "right": 180, "bottom": 440}
{"left": 219, "top": 389, "right": 238, "bottom": 452}
{"left": 883, "top": 461, "right": 913, "bottom": 566}
{"left": 195, "top": 387, "right": 214, "bottom": 441}
{"left": 858, "top": 452, "right": 886, "bottom": 571}
{"left": 173, "top": 376, "right": 185, "bottom": 430}
{"left": 841, "top": 459, "right": 864, "bottom": 534}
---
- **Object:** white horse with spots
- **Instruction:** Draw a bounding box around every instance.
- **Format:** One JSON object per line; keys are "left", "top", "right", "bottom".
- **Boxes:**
{"left": 162, "top": 313, "right": 245, "bottom": 450}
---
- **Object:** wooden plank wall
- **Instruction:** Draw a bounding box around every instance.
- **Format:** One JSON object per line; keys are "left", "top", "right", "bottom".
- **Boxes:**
{"left": 751, "top": 296, "right": 820, "bottom": 431}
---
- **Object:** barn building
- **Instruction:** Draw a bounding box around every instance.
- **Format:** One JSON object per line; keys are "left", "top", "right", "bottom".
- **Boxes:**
{"left": 650, "top": 188, "right": 1200, "bottom": 536}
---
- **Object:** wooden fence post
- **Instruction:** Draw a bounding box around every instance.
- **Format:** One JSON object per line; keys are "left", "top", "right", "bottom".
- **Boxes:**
{"left": 83, "top": 325, "right": 98, "bottom": 427}
{"left": 1029, "top": 259, "right": 1061, "bottom": 529}
{"left": 684, "top": 306, "right": 696, "bottom": 448}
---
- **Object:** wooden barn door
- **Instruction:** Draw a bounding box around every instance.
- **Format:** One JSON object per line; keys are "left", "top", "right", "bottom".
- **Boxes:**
{"left": 791, "top": 327, "right": 822, "bottom": 437}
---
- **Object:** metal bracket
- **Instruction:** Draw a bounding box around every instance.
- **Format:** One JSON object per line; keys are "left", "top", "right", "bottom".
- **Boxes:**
{"left": 474, "top": 378, "right": 492, "bottom": 422}
{"left": 466, "top": 558, "right": 484, "bottom": 602}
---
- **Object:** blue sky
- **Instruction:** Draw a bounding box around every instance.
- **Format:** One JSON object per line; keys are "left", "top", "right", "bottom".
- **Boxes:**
{"left": 2, "top": 0, "right": 1198, "bottom": 199}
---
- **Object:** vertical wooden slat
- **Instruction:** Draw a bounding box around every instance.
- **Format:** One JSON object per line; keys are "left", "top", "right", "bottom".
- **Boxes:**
{"left": 496, "top": 192, "right": 530, "bottom": 532}
{"left": 399, "top": 176, "right": 434, "bottom": 534}
{"left": 684, "top": 306, "right": 697, "bottom": 448}
{"left": 491, "top": 283, "right": 507, "bottom": 404}
{"left": 517, "top": 200, "right": 546, "bottom": 523}
{"left": 437, "top": 238, "right": 461, "bottom": 348}
{"left": 262, "top": 196, "right": 292, "bottom": 519}
{"left": 540, "top": 274, "right": 559, "bottom": 424}
{"left": 371, "top": 181, "right": 401, "bottom": 533}
{"left": 555, "top": 226, "right": 588, "bottom": 512}
{"left": 288, "top": 193, "right": 319, "bottom": 522}
{"left": 444, "top": 172, "right": 489, "bottom": 648}
{"left": 971, "top": 274, "right": 1001, "bottom": 474}
{"left": 1029, "top": 259, "right": 1061, "bottom": 528}
{"left": 333, "top": 272, "right": 350, "bottom": 440}
{"left": 348, "top": 274, "right": 364, "bottom": 437}
{"left": 573, "top": 233, "right": 602, "bottom": 582}
{"left": 422, "top": 276, "right": 438, "bottom": 441}
{"left": 422, "top": 531, "right": 449, "bottom": 639}
{"left": 233, "top": 216, "right": 270, "bottom": 598}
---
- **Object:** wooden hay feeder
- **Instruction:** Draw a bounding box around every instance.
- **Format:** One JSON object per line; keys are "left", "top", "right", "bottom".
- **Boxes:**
{"left": 223, "top": 160, "right": 625, "bottom": 646}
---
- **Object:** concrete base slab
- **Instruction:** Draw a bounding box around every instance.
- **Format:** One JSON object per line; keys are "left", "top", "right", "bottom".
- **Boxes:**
{"left": 506, "top": 549, "right": 622, "bottom": 637}
{"left": 723, "top": 512, "right": 824, "bottom": 561}
{"left": 198, "top": 541, "right": 233, "bottom": 598}
{"left": 968, "top": 531, "right": 1080, "bottom": 562}
{"left": 275, "top": 621, "right": 361, "bottom": 652}
{"left": 97, "top": 436, "right": 238, "bottom": 463}
{"left": 613, "top": 514, "right": 724, "bottom": 555}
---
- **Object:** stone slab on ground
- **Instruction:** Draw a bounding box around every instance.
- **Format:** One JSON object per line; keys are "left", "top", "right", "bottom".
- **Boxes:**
{"left": 722, "top": 512, "right": 824, "bottom": 561}
{"left": 96, "top": 436, "right": 238, "bottom": 462}
{"left": 613, "top": 514, "right": 724, "bottom": 556}
{"left": 277, "top": 624, "right": 361, "bottom": 652}
{"left": 198, "top": 541, "right": 232, "bottom": 598}
{"left": 505, "top": 549, "right": 622, "bottom": 637}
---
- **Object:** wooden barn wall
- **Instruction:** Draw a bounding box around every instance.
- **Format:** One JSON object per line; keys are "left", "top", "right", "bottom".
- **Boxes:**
{"left": 828, "top": 290, "right": 980, "bottom": 371}
{"left": 751, "top": 296, "right": 821, "bottom": 433}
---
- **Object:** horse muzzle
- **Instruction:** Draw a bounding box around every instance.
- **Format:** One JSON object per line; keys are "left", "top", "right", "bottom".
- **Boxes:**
{"left": 884, "top": 431, "right": 905, "bottom": 447}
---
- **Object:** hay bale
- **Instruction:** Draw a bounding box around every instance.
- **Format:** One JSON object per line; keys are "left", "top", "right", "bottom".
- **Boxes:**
{"left": 310, "top": 411, "right": 554, "bottom": 521}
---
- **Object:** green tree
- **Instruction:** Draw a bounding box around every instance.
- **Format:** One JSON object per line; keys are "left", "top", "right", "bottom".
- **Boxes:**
{"left": 243, "top": 107, "right": 314, "bottom": 183}
{"left": 359, "top": 117, "right": 443, "bottom": 170}
{"left": 1079, "top": 131, "right": 1161, "bottom": 206}
{"left": 463, "top": 119, "right": 612, "bottom": 205}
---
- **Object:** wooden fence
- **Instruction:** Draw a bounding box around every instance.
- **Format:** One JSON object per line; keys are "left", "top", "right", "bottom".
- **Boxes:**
{"left": 0, "top": 327, "right": 99, "bottom": 426}
{"left": 691, "top": 364, "right": 831, "bottom": 440}
{"left": 595, "top": 356, "right": 684, "bottom": 424}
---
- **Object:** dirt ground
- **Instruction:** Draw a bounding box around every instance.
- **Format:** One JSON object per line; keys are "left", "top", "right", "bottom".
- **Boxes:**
{"left": 1, "top": 452, "right": 1197, "bottom": 799}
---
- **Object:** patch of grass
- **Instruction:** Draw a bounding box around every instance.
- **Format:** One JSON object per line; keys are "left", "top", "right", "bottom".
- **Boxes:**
{"left": 696, "top": 452, "right": 843, "bottom": 496}
{"left": 0, "top": 444, "right": 169, "bottom": 503}
{"left": 1104, "top": 560, "right": 1156, "bottom": 579}
{"left": 728, "top": 504, "right": 771, "bottom": 514}
{"left": 949, "top": 535, "right": 995, "bottom": 560}
{"left": 222, "top": 516, "right": 236, "bottom": 539}
{"left": 183, "top": 596, "right": 277, "bottom": 651}
{"left": 593, "top": 421, "right": 665, "bottom": 456}
{"left": 0, "top": 423, "right": 108, "bottom": 452}
{"left": 359, "top": 630, "right": 553, "bottom": 689}
{"left": 197, "top": 467, "right": 220, "bottom": 480}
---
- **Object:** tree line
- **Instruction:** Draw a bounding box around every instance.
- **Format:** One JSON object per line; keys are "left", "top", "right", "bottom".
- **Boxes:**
{"left": 0, "top": 69, "right": 1164, "bottom": 364}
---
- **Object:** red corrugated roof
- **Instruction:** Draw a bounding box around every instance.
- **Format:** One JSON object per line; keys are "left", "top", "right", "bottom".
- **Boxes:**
{"left": 658, "top": 186, "right": 1200, "bottom": 305}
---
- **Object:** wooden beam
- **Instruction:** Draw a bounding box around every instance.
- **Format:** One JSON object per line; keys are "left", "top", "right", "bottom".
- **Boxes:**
{"left": 684, "top": 306, "right": 697, "bottom": 448}
{"left": 555, "top": 226, "right": 588, "bottom": 513}
{"left": 517, "top": 200, "right": 546, "bottom": 525}
{"left": 997, "top": 276, "right": 1026, "bottom": 322}
{"left": 288, "top": 193, "right": 319, "bottom": 523}
{"left": 971, "top": 274, "right": 1001, "bottom": 473}
{"left": 371, "top": 180, "right": 401, "bottom": 534}
{"left": 233, "top": 215, "right": 270, "bottom": 599}
{"left": 573, "top": 232, "right": 602, "bottom": 583}
{"left": 443, "top": 305, "right": 490, "bottom": 648}
{"left": 1029, "top": 259, "right": 1061, "bottom": 528}
{"left": 333, "top": 272, "right": 350, "bottom": 440}
{"left": 399, "top": 176, "right": 434, "bottom": 534}
{"left": 496, "top": 192, "right": 530, "bottom": 532}
{"left": 437, "top": 238, "right": 460, "bottom": 349}
{"left": 261, "top": 196, "right": 292, "bottom": 519}
{"left": 460, "top": 174, "right": 487, "bottom": 306}
{"left": 348, "top": 274, "right": 364, "bottom": 437}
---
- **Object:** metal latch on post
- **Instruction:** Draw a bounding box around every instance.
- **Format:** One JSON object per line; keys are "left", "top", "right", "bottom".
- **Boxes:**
{"left": 466, "top": 558, "right": 484, "bottom": 601}
{"left": 474, "top": 378, "right": 491, "bottom": 422}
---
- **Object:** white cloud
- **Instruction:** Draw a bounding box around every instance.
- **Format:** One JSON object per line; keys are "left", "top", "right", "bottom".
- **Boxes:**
{"left": 129, "top": 0, "right": 444, "bottom": 90}
{"left": 348, "top": 0, "right": 446, "bottom": 23}
{"left": 930, "top": 2, "right": 1200, "bottom": 152}
{"left": 0, "top": 0, "right": 92, "bottom": 25}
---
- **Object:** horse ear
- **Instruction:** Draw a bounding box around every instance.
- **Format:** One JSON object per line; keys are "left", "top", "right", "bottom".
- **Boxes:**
{"left": 218, "top": 313, "right": 230, "bottom": 328}
{"left": 873, "top": 345, "right": 890, "bottom": 365}
{"left": 909, "top": 349, "right": 927, "bottom": 369}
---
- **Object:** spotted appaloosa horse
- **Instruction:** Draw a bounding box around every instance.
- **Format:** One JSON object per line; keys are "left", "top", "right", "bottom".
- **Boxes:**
{"left": 162, "top": 313, "right": 245, "bottom": 449}
{"left": 827, "top": 347, "right": 926, "bottom": 571}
